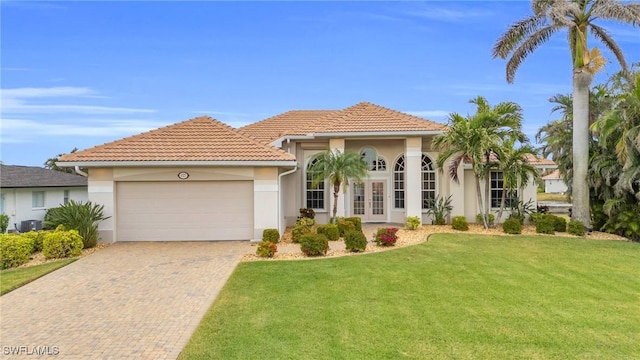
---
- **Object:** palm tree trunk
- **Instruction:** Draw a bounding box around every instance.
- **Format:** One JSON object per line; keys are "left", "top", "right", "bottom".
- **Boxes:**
{"left": 475, "top": 176, "right": 488, "bottom": 228}
{"left": 572, "top": 68, "right": 593, "bottom": 229}
{"left": 497, "top": 184, "right": 507, "bottom": 224}
{"left": 332, "top": 182, "right": 341, "bottom": 221}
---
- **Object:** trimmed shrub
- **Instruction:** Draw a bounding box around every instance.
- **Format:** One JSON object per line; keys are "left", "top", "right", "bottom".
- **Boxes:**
{"left": 507, "top": 213, "right": 525, "bottom": 225}
{"left": 299, "top": 233, "right": 329, "bottom": 256}
{"left": 552, "top": 216, "right": 567, "bottom": 232}
{"left": 535, "top": 214, "right": 556, "bottom": 235}
{"left": 317, "top": 224, "right": 340, "bottom": 241}
{"left": 374, "top": 227, "right": 398, "bottom": 246}
{"left": 568, "top": 220, "right": 586, "bottom": 236}
{"left": 337, "top": 220, "right": 356, "bottom": 237}
{"left": 0, "top": 234, "right": 34, "bottom": 269}
{"left": 344, "top": 217, "right": 362, "bottom": 232}
{"left": 44, "top": 200, "right": 109, "bottom": 249}
{"left": 291, "top": 217, "right": 315, "bottom": 243}
{"left": 502, "top": 218, "right": 523, "bottom": 234}
{"left": 405, "top": 216, "right": 421, "bottom": 230}
{"left": 0, "top": 214, "right": 9, "bottom": 233}
{"left": 451, "top": 216, "right": 469, "bottom": 231}
{"left": 476, "top": 213, "right": 495, "bottom": 227}
{"left": 262, "top": 229, "right": 280, "bottom": 243}
{"left": 298, "top": 208, "right": 315, "bottom": 220}
{"left": 20, "top": 231, "right": 46, "bottom": 252}
{"left": 42, "top": 229, "right": 83, "bottom": 259}
{"left": 256, "top": 241, "right": 277, "bottom": 258}
{"left": 344, "top": 230, "right": 367, "bottom": 252}
{"left": 529, "top": 212, "right": 544, "bottom": 225}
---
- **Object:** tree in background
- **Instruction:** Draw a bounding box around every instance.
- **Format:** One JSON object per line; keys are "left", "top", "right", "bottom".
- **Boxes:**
{"left": 493, "top": 0, "right": 640, "bottom": 228}
{"left": 45, "top": 148, "right": 85, "bottom": 174}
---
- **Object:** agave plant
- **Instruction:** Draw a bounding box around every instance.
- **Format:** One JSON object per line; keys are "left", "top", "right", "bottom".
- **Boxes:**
{"left": 44, "top": 200, "right": 110, "bottom": 248}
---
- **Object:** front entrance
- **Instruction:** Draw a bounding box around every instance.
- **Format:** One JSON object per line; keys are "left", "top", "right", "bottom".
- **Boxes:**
{"left": 352, "top": 180, "right": 386, "bottom": 222}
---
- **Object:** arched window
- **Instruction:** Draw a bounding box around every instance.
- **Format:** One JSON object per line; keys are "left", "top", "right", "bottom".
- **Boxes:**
{"left": 306, "top": 157, "right": 325, "bottom": 210}
{"left": 361, "top": 147, "right": 386, "bottom": 171}
{"left": 394, "top": 155, "right": 405, "bottom": 209}
{"left": 422, "top": 154, "right": 436, "bottom": 209}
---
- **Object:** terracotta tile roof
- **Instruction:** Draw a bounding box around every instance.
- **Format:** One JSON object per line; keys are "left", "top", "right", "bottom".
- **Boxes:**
{"left": 239, "top": 102, "right": 445, "bottom": 142}
{"left": 312, "top": 102, "right": 446, "bottom": 134}
{"left": 542, "top": 169, "right": 562, "bottom": 179}
{"left": 525, "top": 154, "right": 556, "bottom": 166}
{"left": 58, "top": 116, "right": 296, "bottom": 163}
{"left": 0, "top": 164, "right": 87, "bottom": 188}
{"left": 239, "top": 110, "right": 337, "bottom": 143}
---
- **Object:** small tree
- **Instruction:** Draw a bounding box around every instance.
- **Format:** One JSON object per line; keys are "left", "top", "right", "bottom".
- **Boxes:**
{"left": 309, "top": 149, "right": 368, "bottom": 221}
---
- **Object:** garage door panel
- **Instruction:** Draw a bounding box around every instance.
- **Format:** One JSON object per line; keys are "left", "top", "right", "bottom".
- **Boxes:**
{"left": 116, "top": 181, "right": 253, "bottom": 241}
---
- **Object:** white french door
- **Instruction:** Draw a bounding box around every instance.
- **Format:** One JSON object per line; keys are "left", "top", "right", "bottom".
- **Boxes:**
{"left": 352, "top": 180, "right": 386, "bottom": 221}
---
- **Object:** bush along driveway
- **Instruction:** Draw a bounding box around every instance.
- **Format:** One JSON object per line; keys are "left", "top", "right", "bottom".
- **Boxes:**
{"left": 0, "top": 241, "right": 250, "bottom": 359}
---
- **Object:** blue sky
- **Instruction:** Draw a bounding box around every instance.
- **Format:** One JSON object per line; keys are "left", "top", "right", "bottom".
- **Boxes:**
{"left": 1, "top": 1, "right": 638, "bottom": 167}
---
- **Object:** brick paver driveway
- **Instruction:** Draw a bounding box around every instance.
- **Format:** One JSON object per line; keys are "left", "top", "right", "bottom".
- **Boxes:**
{"left": 0, "top": 241, "right": 251, "bottom": 359}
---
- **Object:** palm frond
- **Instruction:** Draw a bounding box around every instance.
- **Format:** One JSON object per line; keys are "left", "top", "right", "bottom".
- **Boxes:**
{"left": 589, "top": 24, "right": 629, "bottom": 71}
{"left": 592, "top": 0, "right": 640, "bottom": 25}
{"left": 505, "top": 25, "right": 562, "bottom": 83}
{"left": 492, "top": 15, "right": 546, "bottom": 59}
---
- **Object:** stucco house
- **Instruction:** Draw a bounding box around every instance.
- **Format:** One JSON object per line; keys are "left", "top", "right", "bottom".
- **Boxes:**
{"left": 542, "top": 169, "right": 568, "bottom": 194}
{"left": 57, "top": 101, "right": 554, "bottom": 242}
{"left": 0, "top": 164, "right": 88, "bottom": 232}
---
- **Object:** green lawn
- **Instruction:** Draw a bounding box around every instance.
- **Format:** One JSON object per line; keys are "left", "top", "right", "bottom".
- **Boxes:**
{"left": 537, "top": 192, "right": 570, "bottom": 202}
{"left": 0, "top": 259, "right": 76, "bottom": 295}
{"left": 180, "top": 234, "right": 640, "bottom": 360}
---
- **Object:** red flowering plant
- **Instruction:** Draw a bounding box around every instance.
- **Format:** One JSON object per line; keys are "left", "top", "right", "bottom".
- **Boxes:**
{"left": 374, "top": 227, "right": 398, "bottom": 246}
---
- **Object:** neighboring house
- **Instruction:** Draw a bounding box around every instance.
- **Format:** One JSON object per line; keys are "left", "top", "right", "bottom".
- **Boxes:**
{"left": 57, "top": 101, "right": 554, "bottom": 242}
{"left": 0, "top": 164, "right": 88, "bottom": 232}
{"left": 542, "top": 169, "right": 568, "bottom": 194}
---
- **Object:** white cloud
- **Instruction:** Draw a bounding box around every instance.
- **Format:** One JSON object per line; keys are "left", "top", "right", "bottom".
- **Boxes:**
{"left": 1, "top": 117, "right": 168, "bottom": 138}
{"left": 1, "top": 86, "right": 155, "bottom": 115}
{"left": 405, "top": 7, "right": 494, "bottom": 22}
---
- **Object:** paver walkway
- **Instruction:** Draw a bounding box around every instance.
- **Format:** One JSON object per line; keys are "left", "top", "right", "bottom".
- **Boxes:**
{"left": 0, "top": 241, "right": 251, "bottom": 359}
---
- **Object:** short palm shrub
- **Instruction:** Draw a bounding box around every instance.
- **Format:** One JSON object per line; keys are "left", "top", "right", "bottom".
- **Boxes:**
{"left": 552, "top": 216, "right": 567, "bottom": 232}
{"left": 568, "top": 220, "right": 587, "bottom": 236}
{"left": 0, "top": 234, "right": 33, "bottom": 269}
{"left": 425, "top": 195, "right": 453, "bottom": 225}
{"left": 317, "top": 224, "right": 339, "bottom": 241}
{"left": 535, "top": 214, "right": 556, "bottom": 235}
{"left": 256, "top": 241, "right": 277, "bottom": 258}
{"left": 451, "top": 216, "right": 469, "bottom": 231}
{"left": 262, "top": 229, "right": 280, "bottom": 243}
{"left": 405, "top": 216, "right": 421, "bottom": 230}
{"left": 299, "top": 233, "right": 329, "bottom": 256}
{"left": 509, "top": 199, "right": 536, "bottom": 225}
{"left": 0, "top": 214, "right": 9, "bottom": 233}
{"left": 344, "top": 217, "right": 362, "bottom": 232}
{"left": 44, "top": 200, "right": 109, "bottom": 249}
{"left": 502, "top": 218, "right": 523, "bottom": 234}
{"left": 374, "top": 227, "right": 398, "bottom": 246}
{"left": 291, "top": 217, "right": 315, "bottom": 243}
{"left": 344, "top": 230, "right": 367, "bottom": 252}
{"left": 337, "top": 219, "right": 356, "bottom": 237}
{"left": 20, "top": 231, "right": 46, "bottom": 252}
{"left": 42, "top": 227, "right": 83, "bottom": 259}
{"left": 476, "top": 213, "right": 495, "bottom": 227}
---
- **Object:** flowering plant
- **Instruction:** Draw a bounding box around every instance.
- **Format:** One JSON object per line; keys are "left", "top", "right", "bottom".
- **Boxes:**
{"left": 374, "top": 227, "right": 398, "bottom": 246}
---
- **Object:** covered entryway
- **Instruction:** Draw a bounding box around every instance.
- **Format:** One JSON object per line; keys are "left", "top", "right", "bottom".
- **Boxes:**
{"left": 352, "top": 180, "right": 387, "bottom": 222}
{"left": 116, "top": 181, "right": 253, "bottom": 241}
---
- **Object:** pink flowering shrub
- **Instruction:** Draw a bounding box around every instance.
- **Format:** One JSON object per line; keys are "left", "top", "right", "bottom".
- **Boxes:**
{"left": 374, "top": 227, "right": 398, "bottom": 246}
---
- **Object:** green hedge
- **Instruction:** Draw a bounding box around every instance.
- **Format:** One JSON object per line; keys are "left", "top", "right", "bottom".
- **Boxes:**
{"left": 0, "top": 234, "right": 34, "bottom": 269}
{"left": 299, "top": 233, "right": 329, "bottom": 256}
{"left": 451, "top": 216, "right": 469, "bottom": 231}
{"left": 344, "top": 230, "right": 367, "bottom": 252}
{"left": 262, "top": 229, "right": 280, "bottom": 243}
{"left": 317, "top": 224, "right": 339, "bottom": 241}
{"left": 43, "top": 229, "right": 83, "bottom": 259}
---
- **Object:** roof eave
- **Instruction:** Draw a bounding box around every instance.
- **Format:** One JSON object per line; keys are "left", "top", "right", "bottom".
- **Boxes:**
{"left": 56, "top": 160, "right": 298, "bottom": 168}
{"left": 312, "top": 130, "right": 445, "bottom": 138}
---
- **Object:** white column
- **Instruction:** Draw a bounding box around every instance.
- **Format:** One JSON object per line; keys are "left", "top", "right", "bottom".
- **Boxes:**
{"left": 405, "top": 137, "right": 422, "bottom": 223}
{"left": 254, "top": 167, "right": 279, "bottom": 241}
{"left": 329, "top": 138, "right": 346, "bottom": 218}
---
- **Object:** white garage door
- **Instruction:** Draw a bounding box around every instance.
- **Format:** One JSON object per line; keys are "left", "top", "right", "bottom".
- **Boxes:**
{"left": 116, "top": 181, "right": 253, "bottom": 241}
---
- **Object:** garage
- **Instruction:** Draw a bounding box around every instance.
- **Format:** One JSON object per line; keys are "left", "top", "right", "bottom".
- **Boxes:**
{"left": 116, "top": 181, "right": 253, "bottom": 241}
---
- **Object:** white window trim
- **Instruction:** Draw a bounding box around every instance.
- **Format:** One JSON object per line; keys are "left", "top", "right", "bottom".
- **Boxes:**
{"left": 304, "top": 155, "right": 327, "bottom": 212}
{"left": 421, "top": 153, "right": 438, "bottom": 213}
{"left": 393, "top": 154, "right": 405, "bottom": 210}
{"left": 490, "top": 171, "right": 518, "bottom": 209}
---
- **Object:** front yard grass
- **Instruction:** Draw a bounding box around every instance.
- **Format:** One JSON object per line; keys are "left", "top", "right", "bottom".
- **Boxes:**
{"left": 180, "top": 234, "right": 639, "bottom": 360}
{"left": 0, "top": 259, "right": 76, "bottom": 295}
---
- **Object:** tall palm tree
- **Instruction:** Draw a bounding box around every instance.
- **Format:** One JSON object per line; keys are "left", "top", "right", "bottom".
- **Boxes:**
{"left": 434, "top": 96, "right": 526, "bottom": 228}
{"left": 492, "top": 0, "right": 640, "bottom": 228}
{"left": 309, "top": 149, "right": 369, "bottom": 221}
{"left": 494, "top": 140, "right": 540, "bottom": 223}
